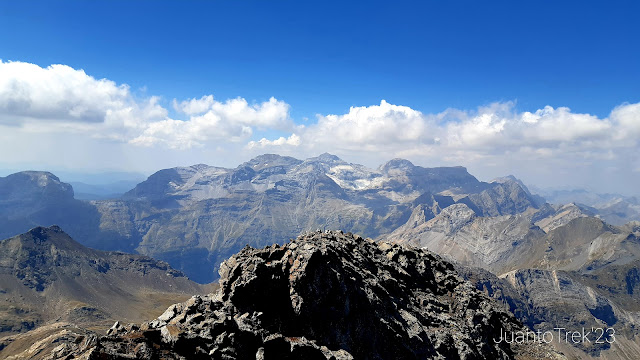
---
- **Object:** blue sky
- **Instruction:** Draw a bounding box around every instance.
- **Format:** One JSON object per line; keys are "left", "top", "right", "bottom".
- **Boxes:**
{"left": 0, "top": 1, "right": 639, "bottom": 194}
{"left": 2, "top": 0, "right": 638, "bottom": 118}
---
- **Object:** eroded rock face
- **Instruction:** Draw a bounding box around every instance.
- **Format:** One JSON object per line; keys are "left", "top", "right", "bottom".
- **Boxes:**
{"left": 47, "top": 231, "right": 559, "bottom": 359}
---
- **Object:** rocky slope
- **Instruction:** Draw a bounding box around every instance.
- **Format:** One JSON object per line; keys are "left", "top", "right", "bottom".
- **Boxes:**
{"left": 43, "top": 231, "right": 562, "bottom": 360}
{"left": 92, "top": 154, "right": 542, "bottom": 282}
{"left": 0, "top": 226, "right": 212, "bottom": 341}
{"left": 389, "top": 201, "right": 639, "bottom": 276}
{"left": 461, "top": 264, "right": 640, "bottom": 360}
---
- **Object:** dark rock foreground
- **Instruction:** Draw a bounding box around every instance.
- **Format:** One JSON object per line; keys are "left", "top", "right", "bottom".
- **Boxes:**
{"left": 47, "top": 231, "right": 561, "bottom": 359}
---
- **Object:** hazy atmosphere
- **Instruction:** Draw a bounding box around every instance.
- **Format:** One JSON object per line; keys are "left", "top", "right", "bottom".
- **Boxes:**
{"left": 1, "top": 1, "right": 639, "bottom": 194}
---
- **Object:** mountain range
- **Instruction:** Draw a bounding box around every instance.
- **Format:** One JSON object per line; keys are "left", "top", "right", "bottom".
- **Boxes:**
{"left": 0, "top": 154, "right": 547, "bottom": 283}
{"left": 2, "top": 153, "right": 640, "bottom": 358}
{"left": 530, "top": 187, "right": 640, "bottom": 226}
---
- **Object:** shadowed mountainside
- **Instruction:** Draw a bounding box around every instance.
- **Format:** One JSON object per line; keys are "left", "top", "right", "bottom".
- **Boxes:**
{"left": 0, "top": 226, "right": 213, "bottom": 344}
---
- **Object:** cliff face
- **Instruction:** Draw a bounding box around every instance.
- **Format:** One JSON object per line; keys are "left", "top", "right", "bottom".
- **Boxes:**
{"left": 48, "top": 231, "right": 561, "bottom": 360}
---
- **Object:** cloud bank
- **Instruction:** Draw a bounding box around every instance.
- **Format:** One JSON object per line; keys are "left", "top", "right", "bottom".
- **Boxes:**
{"left": 0, "top": 60, "right": 638, "bottom": 194}
{"left": 0, "top": 60, "right": 291, "bottom": 148}
{"left": 249, "top": 99, "right": 639, "bottom": 164}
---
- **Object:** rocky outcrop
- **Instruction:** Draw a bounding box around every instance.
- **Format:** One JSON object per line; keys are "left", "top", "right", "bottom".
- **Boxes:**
{"left": 45, "top": 231, "right": 561, "bottom": 359}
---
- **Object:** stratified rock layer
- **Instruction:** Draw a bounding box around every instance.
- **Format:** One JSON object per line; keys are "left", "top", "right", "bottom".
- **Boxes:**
{"left": 48, "top": 231, "right": 559, "bottom": 360}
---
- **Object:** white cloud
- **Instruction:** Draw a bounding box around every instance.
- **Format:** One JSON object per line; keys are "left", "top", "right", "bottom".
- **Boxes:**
{"left": 610, "top": 102, "right": 640, "bottom": 138}
{"left": 255, "top": 100, "right": 628, "bottom": 159}
{"left": 248, "top": 134, "right": 301, "bottom": 148}
{"left": 1, "top": 60, "right": 639, "bottom": 194}
{"left": 0, "top": 60, "right": 131, "bottom": 124}
{"left": 131, "top": 97, "right": 291, "bottom": 149}
{"left": 313, "top": 100, "right": 428, "bottom": 145}
{"left": 517, "top": 106, "right": 611, "bottom": 143}
{"left": 173, "top": 95, "right": 215, "bottom": 115}
{"left": 0, "top": 61, "right": 291, "bottom": 149}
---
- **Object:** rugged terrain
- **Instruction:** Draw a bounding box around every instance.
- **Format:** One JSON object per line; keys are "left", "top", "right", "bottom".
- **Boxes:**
{"left": 389, "top": 204, "right": 640, "bottom": 275}
{"left": 41, "top": 231, "right": 562, "bottom": 360}
{"left": 0, "top": 154, "right": 545, "bottom": 283}
{"left": 3, "top": 154, "right": 640, "bottom": 358}
{"left": 0, "top": 226, "right": 213, "bottom": 358}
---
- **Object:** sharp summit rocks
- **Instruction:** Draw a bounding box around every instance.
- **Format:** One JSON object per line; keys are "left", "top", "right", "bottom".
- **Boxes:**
{"left": 48, "top": 231, "right": 561, "bottom": 360}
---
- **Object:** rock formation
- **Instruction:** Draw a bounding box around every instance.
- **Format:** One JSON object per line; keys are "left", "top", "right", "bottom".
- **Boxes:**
{"left": 46, "top": 231, "right": 561, "bottom": 360}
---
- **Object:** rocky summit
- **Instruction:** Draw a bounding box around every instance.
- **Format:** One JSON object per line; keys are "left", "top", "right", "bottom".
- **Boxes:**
{"left": 48, "top": 231, "right": 560, "bottom": 360}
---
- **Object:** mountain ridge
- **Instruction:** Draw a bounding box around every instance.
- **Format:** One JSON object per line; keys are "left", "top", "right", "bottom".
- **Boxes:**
{"left": 42, "top": 231, "right": 563, "bottom": 360}
{"left": 0, "top": 225, "right": 212, "bottom": 340}
{"left": 0, "top": 154, "right": 549, "bottom": 283}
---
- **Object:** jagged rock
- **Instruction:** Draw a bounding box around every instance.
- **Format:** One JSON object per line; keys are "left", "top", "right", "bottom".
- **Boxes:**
{"left": 48, "top": 231, "right": 562, "bottom": 360}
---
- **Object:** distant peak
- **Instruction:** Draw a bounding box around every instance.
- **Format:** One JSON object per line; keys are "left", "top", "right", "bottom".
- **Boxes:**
{"left": 26, "top": 224, "right": 65, "bottom": 236}
{"left": 243, "top": 154, "right": 302, "bottom": 170}
{"left": 252, "top": 153, "right": 285, "bottom": 160}
{"left": 1, "top": 171, "right": 74, "bottom": 199}
{"left": 190, "top": 164, "right": 211, "bottom": 171}
{"left": 7, "top": 170, "right": 62, "bottom": 182}
{"left": 304, "top": 153, "right": 345, "bottom": 165}
{"left": 316, "top": 153, "right": 342, "bottom": 162}
{"left": 490, "top": 175, "right": 525, "bottom": 185}
{"left": 380, "top": 158, "right": 415, "bottom": 172}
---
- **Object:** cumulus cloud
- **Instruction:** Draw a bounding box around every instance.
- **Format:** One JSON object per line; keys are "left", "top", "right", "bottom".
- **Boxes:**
{"left": 0, "top": 60, "right": 131, "bottom": 124}
{"left": 132, "top": 97, "right": 291, "bottom": 148}
{"left": 248, "top": 134, "right": 301, "bottom": 148}
{"left": 249, "top": 100, "right": 432, "bottom": 154}
{"left": 1, "top": 60, "right": 639, "bottom": 194}
{"left": 173, "top": 95, "right": 215, "bottom": 115}
{"left": 313, "top": 100, "right": 428, "bottom": 145}
{"left": 610, "top": 102, "right": 640, "bottom": 138}
{"left": 254, "top": 100, "right": 635, "bottom": 157}
{"left": 0, "top": 61, "right": 291, "bottom": 149}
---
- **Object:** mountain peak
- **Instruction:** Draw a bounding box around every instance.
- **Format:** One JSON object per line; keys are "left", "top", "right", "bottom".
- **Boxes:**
{"left": 50, "top": 231, "right": 553, "bottom": 359}
{"left": 17, "top": 225, "right": 87, "bottom": 251}
{"left": 0, "top": 171, "right": 74, "bottom": 201}
{"left": 309, "top": 152, "right": 343, "bottom": 163}
{"left": 379, "top": 158, "right": 415, "bottom": 173}
{"left": 242, "top": 153, "right": 302, "bottom": 171}
{"left": 26, "top": 224, "right": 64, "bottom": 236}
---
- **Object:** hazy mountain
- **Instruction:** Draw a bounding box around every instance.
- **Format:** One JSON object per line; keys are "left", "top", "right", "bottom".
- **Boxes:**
{"left": 0, "top": 171, "right": 138, "bottom": 253}
{"left": 69, "top": 180, "right": 141, "bottom": 200}
{"left": 4, "top": 158, "right": 640, "bottom": 358}
{"left": 530, "top": 187, "right": 640, "bottom": 226}
{"left": 0, "top": 226, "right": 211, "bottom": 341}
